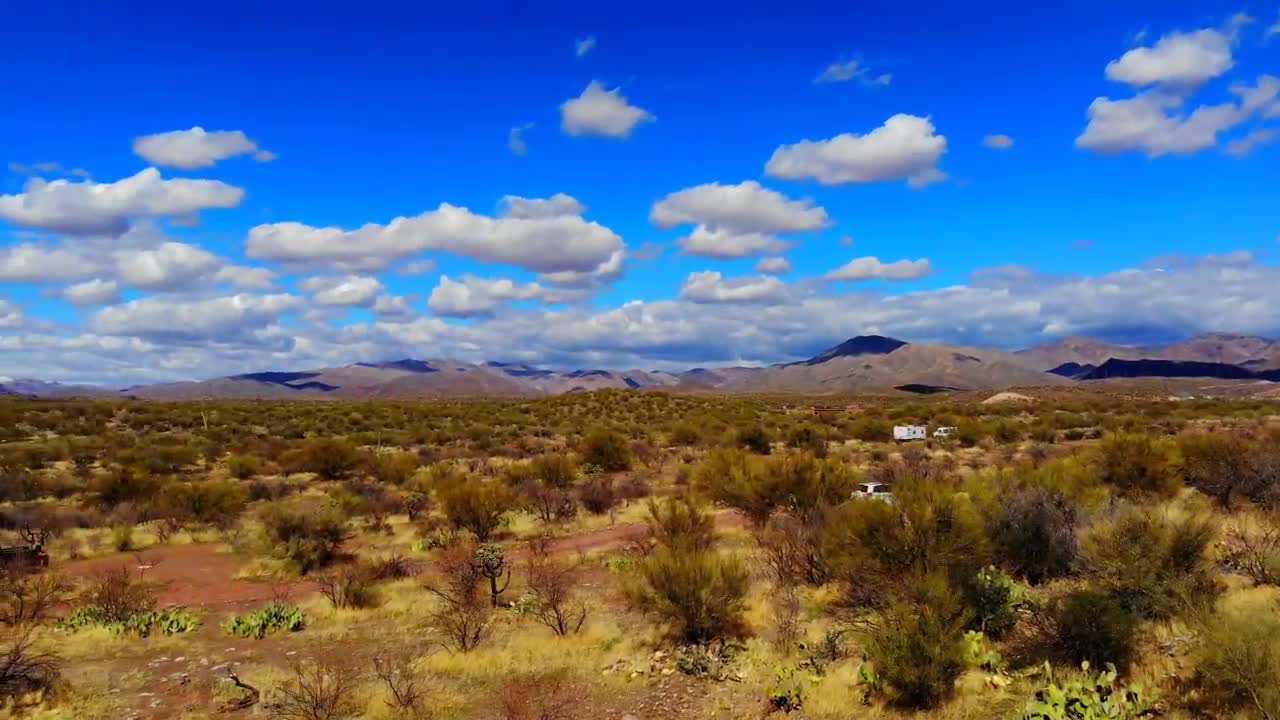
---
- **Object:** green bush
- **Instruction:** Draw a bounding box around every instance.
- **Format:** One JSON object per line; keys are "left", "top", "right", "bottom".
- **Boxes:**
{"left": 1079, "top": 503, "right": 1218, "bottom": 618}
{"left": 966, "top": 566, "right": 1023, "bottom": 639}
{"left": 860, "top": 573, "right": 971, "bottom": 709}
{"left": 296, "top": 437, "right": 360, "bottom": 480}
{"left": 226, "top": 453, "right": 262, "bottom": 480}
{"left": 259, "top": 501, "right": 348, "bottom": 574}
{"left": 1048, "top": 590, "right": 1137, "bottom": 672}
{"left": 1194, "top": 594, "right": 1280, "bottom": 720}
{"left": 371, "top": 450, "right": 420, "bottom": 485}
{"left": 156, "top": 479, "right": 248, "bottom": 529}
{"left": 223, "top": 602, "right": 305, "bottom": 638}
{"left": 439, "top": 480, "right": 516, "bottom": 542}
{"left": 735, "top": 425, "right": 773, "bottom": 455}
{"left": 1094, "top": 433, "right": 1180, "bottom": 498}
{"left": 645, "top": 496, "right": 715, "bottom": 551}
{"left": 626, "top": 546, "right": 750, "bottom": 643}
{"left": 580, "top": 428, "right": 631, "bottom": 472}
{"left": 826, "top": 478, "right": 990, "bottom": 608}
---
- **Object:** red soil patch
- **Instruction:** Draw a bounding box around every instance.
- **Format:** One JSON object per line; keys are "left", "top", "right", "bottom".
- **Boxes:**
{"left": 62, "top": 545, "right": 314, "bottom": 609}
{"left": 60, "top": 511, "right": 745, "bottom": 609}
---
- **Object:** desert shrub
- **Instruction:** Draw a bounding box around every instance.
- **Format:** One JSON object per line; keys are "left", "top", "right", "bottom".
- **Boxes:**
{"left": 1021, "top": 662, "right": 1155, "bottom": 720}
{"left": 524, "top": 547, "right": 587, "bottom": 636}
{"left": 698, "top": 449, "right": 854, "bottom": 527}
{"left": 1094, "top": 433, "right": 1180, "bottom": 498}
{"left": 758, "top": 509, "right": 832, "bottom": 586}
{"left": 372, "top": 651, "right": 426, "bottom": 718}
{"left": 967, "top": 566, "right": 1023, "bottom": 639}
{"left": 265, "top": 660, "right": 359, "bottom": 720}
{"left": 1194, "top": 594, "right": 1280, "bottom": 720}
{"left": 668, "top": 422, "right": 702, "bottom": 447}
{"left": 259, "top": 501, "right": 348, "bottom": 574}
{"left": 850, "top": 417, "right": 892, "bottom": 443}
{"left": 1044, "top": 590, "right": 1138, "bottom": 672}
{"left": 295, "top": 437, "right": 360, "bottom": 480}
{"left": 0, "top": 568, "right": 71, "bottom": 626}
{"left": 439, "top": 480, "right": 516, "bottom": 542}
{"left": 223, "top": 603, "right": 305, "bottom": 639}
{"left": 1079, "top": 503, "right": 1218, "bottom": 618}
{"left": 317, "top": 564, "right": 380, "bottom": 609}
{"left": 0, "top": 630, "right": 60, "bottom": 705}
{"left": 736, "top": 425, "right": 773, "bottom": 454}
{"left": 1221, "top": 522, "right": 1280, "bottom": 586}
{"left": 626, "top": 545, "right": 750, "bottom": 643}
{"left": 577, "top": 474, "right": 617, "bottom": 515}
{"left": 371, "top": 450, "right": 420, "bottom": 485}
{"left": 424, "top": 542, "right": 490, "bottom": 652}
{"left": 645, "top": 496, "right": 715, "bottom": 552}
{"left": 226, "top": 453, "right": 262, "bottom": 480}
{"left": 990, "top": 486, "right": 1079, "bottom": 584}
{"left": 580, "top": 428, "right": 630, "bottom": 472}
{"left": 860, "top": 573, "right": 971, "bottom": 709}
{"left": 825, "top": 479, "right": 990, "bottom": 608}
{"left": 496, "top": 670, "right": 585, "bottom": 720}
{"left": 531, "top": 453, "right": 577, "bottom": 489}
{"left": 156, "top": 479, "right": 248, "bottom": 530}
{"left": 80, "top": 566, "right": 154, "bottom": 621}
{"left": 787, "top": 424, "right": 827, "bottom": 456}
{"left": 92, "top": 465, "right": 160, "bottom": 509}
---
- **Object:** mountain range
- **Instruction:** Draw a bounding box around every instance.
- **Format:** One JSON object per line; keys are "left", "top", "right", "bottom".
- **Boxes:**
{"left": 4, "top": 332, "right": 1280, "bottom": 400}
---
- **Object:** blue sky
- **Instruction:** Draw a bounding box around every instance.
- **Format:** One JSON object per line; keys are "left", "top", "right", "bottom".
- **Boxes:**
{"left": 1, "top": 2, "right": 1278, "bottom": 384}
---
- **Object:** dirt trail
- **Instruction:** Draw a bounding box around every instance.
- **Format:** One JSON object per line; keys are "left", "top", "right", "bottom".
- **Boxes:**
{"left": 62, "top": 510, "right": 746, "bottom": 609}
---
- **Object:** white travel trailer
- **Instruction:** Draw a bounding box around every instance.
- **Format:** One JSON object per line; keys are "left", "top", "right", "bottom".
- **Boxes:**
{"left": 893, "top": 425, "right": 927, "bottom": 442}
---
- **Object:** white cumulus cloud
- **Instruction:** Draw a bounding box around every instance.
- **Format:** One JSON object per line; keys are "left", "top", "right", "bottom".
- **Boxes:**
{"left": 300, "top": 275, "right": 385, "bottom": 307}
{"left": 679, "top": 271, "right": 788, "bottom": 304}
{"left": 246, "top": 198, "right": 625, "bottom": 275}
{"left": 90, "top": 293, "right": 302, "bottom": 344}
{"left": 826, "top": 256, "right": 931, "bottom": 281}
{"left": 132, "top": 127, "right": 274, "bottom": 169}
{"left": 428, "top": 275, "right": 569, "bottom": 317}
{"left": 115, "top": 241, "right": 222, "bottom": 290}
{"left": 560, "top": 81, "right": 654, "bottom": 139}
{"left": 62, "top": 279, "right": 121, "bottom": 306}
{"left": 1105, "top": 28, "right": 1234, "bottom": 90}
{"left": 0, "top": 168, "right": 243, "bottom": 235}
{"left": 755, "top": 256, "right": 793, "bottom": 274}
{"left": 983, "top": 134, "right": 1015, "bottom": 149}
{"left": 765, "top": 114, "right": 947, "bottom": 187}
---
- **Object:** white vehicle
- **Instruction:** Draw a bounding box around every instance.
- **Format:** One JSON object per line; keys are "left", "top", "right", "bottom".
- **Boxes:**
{"left": 853, "top": 481, "right": 895, "bottom": 502}
{"left": 933, "top": 426, "right": 957, "bottom": 438}
{"left": 893, "top": 425, "right": 927, "bottom": 442}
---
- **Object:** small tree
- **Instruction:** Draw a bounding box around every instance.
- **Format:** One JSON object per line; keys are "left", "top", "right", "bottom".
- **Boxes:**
{"left": 425, "top": 542, "right": 490, "bottom": 652}
{"left": 525, "top": 548, "right": 587, "bottom": 636}
{"left": 0, "top": 629, "right": 60, "bottom": 706}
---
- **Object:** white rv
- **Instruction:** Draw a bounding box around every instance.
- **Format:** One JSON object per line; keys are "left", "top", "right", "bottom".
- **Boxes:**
{"left": 893, "top": 425, "right": 927, "bottom": 442}
{"left": 933, "top": 426, "right": 957, "bottom": 438}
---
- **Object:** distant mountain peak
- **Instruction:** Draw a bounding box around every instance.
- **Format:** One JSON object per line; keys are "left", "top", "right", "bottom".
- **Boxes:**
{"left": 802, "top": 335, "right": 908, "bottom": 365}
